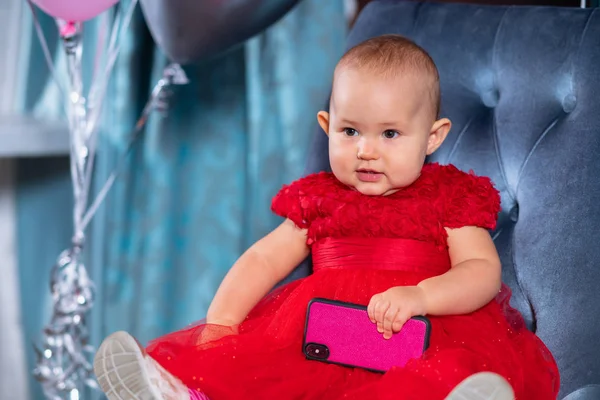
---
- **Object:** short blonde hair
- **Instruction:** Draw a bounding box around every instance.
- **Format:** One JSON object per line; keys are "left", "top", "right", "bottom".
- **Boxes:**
{"left": 336, "top": 34, "right": 440, "bottom": 119}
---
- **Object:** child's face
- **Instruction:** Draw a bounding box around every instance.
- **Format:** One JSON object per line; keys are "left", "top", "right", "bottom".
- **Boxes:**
{"left": 318, "top": 67, "right": 450, "bottom": 196}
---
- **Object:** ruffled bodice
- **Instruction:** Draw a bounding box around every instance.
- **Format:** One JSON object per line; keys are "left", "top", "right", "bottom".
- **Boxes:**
{"left": 271, "top": 163, "right": 501, "bottom": 248}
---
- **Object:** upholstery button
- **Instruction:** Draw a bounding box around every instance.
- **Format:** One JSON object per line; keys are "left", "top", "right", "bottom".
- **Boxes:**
{"left": 562, "top": 94, "right": 577, "bottom": 113}
{"left": 509, "top": 204, "right": 519, "bottom": 222}
{"left": 481, "top": 89, "right": 500, "bottom": 108}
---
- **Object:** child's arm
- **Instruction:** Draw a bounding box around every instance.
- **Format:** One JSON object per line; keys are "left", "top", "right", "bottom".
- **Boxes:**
{"left": 206, "top": 218, "right": 309, "bottom": 326}
{"left": 417, "top": 226, "right": 501, "bottom": 315}
{"left": 368, "top": 226, "right": 501, "bottom": 339}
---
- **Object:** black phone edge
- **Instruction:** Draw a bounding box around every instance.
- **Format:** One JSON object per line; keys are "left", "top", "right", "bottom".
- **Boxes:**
{"left": 303, "top": 341, "right": 387, "bottom": 373}
{"left": 302, "top": 297, "right": 433, "bottom": 366}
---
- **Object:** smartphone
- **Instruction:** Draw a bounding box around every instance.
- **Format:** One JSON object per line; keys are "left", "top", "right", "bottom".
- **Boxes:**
{"left": 303, "top": 298, "right": 431, "bottom": 373}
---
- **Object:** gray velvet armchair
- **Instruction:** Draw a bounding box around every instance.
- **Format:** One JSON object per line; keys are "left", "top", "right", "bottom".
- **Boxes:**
{"left": 295, "top": 1, "right": 600, "bottom": 398}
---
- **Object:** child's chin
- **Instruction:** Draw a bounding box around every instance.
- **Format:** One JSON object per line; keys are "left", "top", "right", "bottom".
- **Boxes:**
{"left": 356, "top": 185, "right": 389, "bottom": 196}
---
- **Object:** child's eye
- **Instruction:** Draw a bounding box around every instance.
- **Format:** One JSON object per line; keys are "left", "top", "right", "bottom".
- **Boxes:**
{"left": 343, "top": 128, "right": 358, "bottom": 137}
{"left": 383, "top": 130, "right": 399, "bottom": 139}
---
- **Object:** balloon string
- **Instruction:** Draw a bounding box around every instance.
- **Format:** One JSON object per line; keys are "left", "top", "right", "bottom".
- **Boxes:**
{"left": 61, "top": 26, "right": 88, "bottom": 242}
{"left": 85, "top": 2, "right": 122, "bottom": 126}
{"left": 86, "top": 0, "right": 139, "bottom": 122}
{"left": 89, "top": 13, "right": 110, "bottom": 104}
{"left": 80, "top": 65, "right": 188, "bottom": 231}
{"left": 77, "top": 3, "right": 121, "bottom": 241}
{"left": 26, "top": 0, "right": 67, "bottom": 102}
{"left": 82, "top": 0, "right": 139, "bottom": 229}
{"left": 28, "top": 4, "right": 81, "bottom": 227}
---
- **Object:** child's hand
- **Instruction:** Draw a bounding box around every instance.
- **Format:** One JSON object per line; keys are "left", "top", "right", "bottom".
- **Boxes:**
{"left": 367, "top": 286, "right": 428, "bottom": 339}
{"left": 197, "top": 321, "right": 239, "bottom": 344}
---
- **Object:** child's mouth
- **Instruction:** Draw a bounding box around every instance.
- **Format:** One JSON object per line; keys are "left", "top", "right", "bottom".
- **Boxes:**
{"left": 356, "top": 169, "right": 383, "bottom": 182}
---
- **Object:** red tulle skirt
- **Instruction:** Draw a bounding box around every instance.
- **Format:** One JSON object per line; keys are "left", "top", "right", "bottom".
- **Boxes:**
{"left": 147, "top": 238, "right": 559, "bottom": 400}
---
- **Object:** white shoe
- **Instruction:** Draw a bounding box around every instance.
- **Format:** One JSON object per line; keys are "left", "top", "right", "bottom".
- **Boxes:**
{"left": 445, "top": 372, "right": 515, "bottom": 400}
{"left": 93, "top": 331, "right": 191, "bottom": 400}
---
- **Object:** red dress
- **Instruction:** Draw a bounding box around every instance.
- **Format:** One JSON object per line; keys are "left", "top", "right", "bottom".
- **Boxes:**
{"left": 147, "top": 163, "right": 559, "bottom": 400}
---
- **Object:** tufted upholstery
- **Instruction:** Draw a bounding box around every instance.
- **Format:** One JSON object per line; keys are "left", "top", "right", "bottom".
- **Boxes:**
{"left": 296, "top": 1, "right": 600, "bottom": 398}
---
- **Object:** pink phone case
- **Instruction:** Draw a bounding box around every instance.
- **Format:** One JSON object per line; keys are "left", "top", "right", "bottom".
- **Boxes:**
{"left": 303, "top": 298, "right": 431, "bottom": 372}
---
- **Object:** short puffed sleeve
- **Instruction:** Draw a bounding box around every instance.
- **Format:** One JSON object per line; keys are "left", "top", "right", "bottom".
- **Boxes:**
{"left": 439, "top": 165, "right": 501, "bottom": 230}
{"left": 271, "top": 172, "right": 334, "bottom": 229}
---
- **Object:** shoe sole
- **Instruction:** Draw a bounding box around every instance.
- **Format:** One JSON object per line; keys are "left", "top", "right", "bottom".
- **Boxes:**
{"left": 94, "top": 331, "right": 161, "bottom": 400}
{"left": 445, "top": 372, "right": 515, "bottom": 400}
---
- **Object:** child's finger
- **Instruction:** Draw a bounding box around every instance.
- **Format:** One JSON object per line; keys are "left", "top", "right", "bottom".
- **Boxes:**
{"left": 373, "top": 299, "right": 390, "bottom": 329}
{"left": 392, "top": 312, "right": 410, "bottom": 333}
{"left": 382, "top": 307, "right": 399, "bottom": 339}
{"left": 367, "top": 295, "right": 380, "bottom": 323}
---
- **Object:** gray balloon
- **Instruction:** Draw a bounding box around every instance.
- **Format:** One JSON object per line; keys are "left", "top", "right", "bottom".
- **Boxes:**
{"left": 139, "top": 0, "right": 302, "bottom": 64}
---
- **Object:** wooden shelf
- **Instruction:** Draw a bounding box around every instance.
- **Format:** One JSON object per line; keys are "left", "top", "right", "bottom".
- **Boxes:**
{"left": 0, "top": 115, "right": 69, "bottom": 158}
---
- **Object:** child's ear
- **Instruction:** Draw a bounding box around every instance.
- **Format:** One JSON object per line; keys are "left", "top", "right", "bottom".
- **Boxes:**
{"left": 426, "top": 118, "right": 451, "bottom": 155}
{"left": 317, "top": 111, "right": 330, "bottom": 136}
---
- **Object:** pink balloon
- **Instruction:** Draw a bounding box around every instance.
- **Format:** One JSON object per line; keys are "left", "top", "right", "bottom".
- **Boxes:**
{"left": 31, "top": 0, "right": 119, "bottom": 21}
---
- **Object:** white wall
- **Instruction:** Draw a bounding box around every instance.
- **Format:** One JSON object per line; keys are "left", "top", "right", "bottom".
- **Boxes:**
{"left": 0, "top": 0, "right": 30, "bottom": 399}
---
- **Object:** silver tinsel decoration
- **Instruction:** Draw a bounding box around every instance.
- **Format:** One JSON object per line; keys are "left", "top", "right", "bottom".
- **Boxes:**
{"left": 31, "top": 63, "right": 188, "bottom": 400}
{"left": 33, "top": 248, "right": 97, "bottom": 400}
{"left": 28, "top": 1, "right": 189, "bottom": 398}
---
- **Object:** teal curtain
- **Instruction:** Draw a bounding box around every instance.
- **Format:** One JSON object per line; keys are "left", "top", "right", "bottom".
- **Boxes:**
{"left": 16, "top": 1, "right": 345, "bottom": 399}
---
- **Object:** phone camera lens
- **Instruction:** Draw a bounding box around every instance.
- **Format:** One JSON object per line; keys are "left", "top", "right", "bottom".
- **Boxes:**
{"left": 305, "top": 343, "right": 330, "bottom": 360}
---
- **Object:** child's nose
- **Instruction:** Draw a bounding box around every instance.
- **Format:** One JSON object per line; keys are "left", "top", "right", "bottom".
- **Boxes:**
{"left": 357, "top": 138, "right": 379, "bottom": 160}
